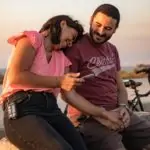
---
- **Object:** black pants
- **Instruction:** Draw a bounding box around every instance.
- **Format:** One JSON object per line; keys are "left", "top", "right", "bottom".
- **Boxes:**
{"left": 3, "top": 91, "right": 87, "bottom": 150}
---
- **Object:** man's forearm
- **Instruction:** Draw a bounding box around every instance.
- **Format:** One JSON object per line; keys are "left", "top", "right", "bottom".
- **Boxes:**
{"left": 62, "top": 90, "right": 107, "bottom": 118}
{"left": 118, "top": 89, "right": 128, "bottom": 105}
{"left": 116, "top": 72, "right": 128, "bottom": 105}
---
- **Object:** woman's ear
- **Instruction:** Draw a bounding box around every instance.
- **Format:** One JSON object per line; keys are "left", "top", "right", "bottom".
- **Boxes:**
{"left": 60, "top": 20, "right": 67, "bottom": 28}
{"left": 41, "top": 29, "right": 50, "bottom": 37}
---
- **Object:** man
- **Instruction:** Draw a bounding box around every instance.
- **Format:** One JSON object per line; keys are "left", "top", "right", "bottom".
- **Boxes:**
{"left": 65, "top": 4, "right": 150, "bottom": 150}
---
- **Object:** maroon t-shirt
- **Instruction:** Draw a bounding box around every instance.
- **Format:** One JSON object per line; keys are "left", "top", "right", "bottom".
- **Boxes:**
{"left": 66, "top": 34, "right": 121, "bottom": 110}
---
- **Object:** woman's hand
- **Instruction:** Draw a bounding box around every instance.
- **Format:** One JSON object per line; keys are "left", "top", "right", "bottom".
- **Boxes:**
{"left": 59, "top": 73, "right": 84, "bottom": 91}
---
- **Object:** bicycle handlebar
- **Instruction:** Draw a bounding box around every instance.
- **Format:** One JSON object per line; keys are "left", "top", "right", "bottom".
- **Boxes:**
{"left": 123, "top": 79, "right": 142, "bottom": 88}
{"left": 138, "top": 90, "right": 150, "bottom": 97}
{"left": 135, "top": 67, "right": 150, "bottom": 74}
{"left": 135, "top": 66, "right": 150, "bottom": 84}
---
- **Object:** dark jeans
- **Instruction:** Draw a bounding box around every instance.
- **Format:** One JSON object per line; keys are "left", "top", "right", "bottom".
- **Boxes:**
{"left": 3, "top": 91, "right": 87, "bottom": 150}
{"left": 79, "top": 113, "right": 150, "bottom": 150}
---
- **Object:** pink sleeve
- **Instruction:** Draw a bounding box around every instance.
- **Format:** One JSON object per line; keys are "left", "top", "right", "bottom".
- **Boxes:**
{"left": 7, "top": 31, "right": 42, "bottom": 50}
{"left": 64, "top": 55, "right": 72, "bottom": 67}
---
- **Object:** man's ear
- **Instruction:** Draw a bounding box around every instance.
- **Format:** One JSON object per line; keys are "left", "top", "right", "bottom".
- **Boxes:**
{"left": 113, "top": 28, "right": 117, "bottom": 34}
{"left": 60, "top": 20, "right": 67, "bottom": 28}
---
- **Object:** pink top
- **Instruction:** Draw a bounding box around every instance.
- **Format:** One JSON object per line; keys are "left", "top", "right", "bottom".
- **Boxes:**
{"left": 0, "top": 31, "right": 71, "bottom": 104}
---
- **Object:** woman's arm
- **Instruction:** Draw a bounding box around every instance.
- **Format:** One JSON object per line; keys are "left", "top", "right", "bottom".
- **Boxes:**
{"left": 7, "top": 38, "right": 61, "bottom": 88}
{"left": 6, "top": 38, "right": 82, "bottom": 90}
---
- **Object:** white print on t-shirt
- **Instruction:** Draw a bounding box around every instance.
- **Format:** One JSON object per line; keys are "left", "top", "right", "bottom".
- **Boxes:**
{"left": 87, "top": 56, "right": 115, "bottom": 76}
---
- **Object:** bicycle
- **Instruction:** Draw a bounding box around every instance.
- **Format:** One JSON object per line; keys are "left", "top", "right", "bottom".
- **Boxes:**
{"left": 123, "top": 66, "right": 150, "bottom": 111}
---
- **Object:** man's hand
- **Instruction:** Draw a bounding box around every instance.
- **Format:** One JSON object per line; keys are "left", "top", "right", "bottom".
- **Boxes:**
{"left": 93, "top": 116, "right": 123, "bottom": 131}
{"left": 95, "top": 110, "right": 124, "bottom": 130}
{"left": 93, "top": 116, "right": 117, "bottom": 130}
{"left": 113, "top": 106, "right": 131, "bottom": 128}
{"left": 104, "top": 110, "right": 123, "bottom": 125}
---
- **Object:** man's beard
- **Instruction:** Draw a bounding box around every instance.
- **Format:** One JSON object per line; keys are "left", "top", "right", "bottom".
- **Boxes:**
{"left": 89, "top": 27, "right": 112, "bottom": 44}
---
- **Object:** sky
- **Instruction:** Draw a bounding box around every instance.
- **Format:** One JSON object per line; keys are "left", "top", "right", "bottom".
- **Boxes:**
{"left": 0, "top": 0, "right": 150, "bottom": 68}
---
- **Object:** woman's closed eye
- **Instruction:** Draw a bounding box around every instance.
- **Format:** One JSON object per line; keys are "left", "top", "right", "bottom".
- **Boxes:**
{"left": 66, "top": 39, "right": 73, "bottom": 47}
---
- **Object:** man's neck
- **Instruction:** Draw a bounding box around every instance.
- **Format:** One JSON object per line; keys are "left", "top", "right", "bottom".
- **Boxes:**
{"left": 86, "top": 33, "right": 105, "bottom": 47}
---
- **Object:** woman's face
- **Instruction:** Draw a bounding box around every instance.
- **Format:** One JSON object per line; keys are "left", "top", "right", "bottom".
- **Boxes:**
{"left": 57, "top": 21, "right": 78, "bottom": 49}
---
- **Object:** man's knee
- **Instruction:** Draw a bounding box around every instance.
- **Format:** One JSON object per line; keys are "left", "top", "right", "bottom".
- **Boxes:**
{"left": 86, "top": 137, "right": 126, "bottom": 150}
{"left": 80, "top": 119, "right": 126, "bottom": 150}
{"left": 82, "top": 128, "right": 125, "bottom": 150}
{"left": 100, "top": 133, "right": 126, "bottom": 150}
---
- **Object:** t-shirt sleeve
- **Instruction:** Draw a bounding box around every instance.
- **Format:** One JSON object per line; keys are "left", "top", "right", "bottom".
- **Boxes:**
{"left": 7, "top": 31, "right": 42, "bottom": 50}
{"left": 114, "top": 46, "right": 121, "bottom": 71}
{"left": 65, "top": 45, "right": 81, "bottom": 73}
{"left": 64, "top": 55, "right": 72, "bottom": 67}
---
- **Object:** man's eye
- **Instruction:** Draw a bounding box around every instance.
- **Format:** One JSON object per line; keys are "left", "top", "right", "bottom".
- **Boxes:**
{"left": 105, "top": 27, "right": 112, "bottom": 30}
{"left": 66, "top": 39, "right": 72, "bottom": 43}
{"left": 96, "top": 24, "right": 101, "bottom": 27}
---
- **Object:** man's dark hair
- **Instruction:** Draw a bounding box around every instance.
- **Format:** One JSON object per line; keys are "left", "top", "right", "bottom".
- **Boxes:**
{"left": 39, "top": 15, "right": 84, "bottom": 44}
{"left": 91, "top": 4, "right": 120, "bottom": 28}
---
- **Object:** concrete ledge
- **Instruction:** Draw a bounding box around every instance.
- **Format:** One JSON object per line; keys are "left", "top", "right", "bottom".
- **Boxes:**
{"left": 0, "top": 137, "right": 18, "bottom": 150}
{"left": 0, "top": 129, "right": 18, "bottom": 150}
{"left": 0, "top": 129, "right": 5, "bottom": 139}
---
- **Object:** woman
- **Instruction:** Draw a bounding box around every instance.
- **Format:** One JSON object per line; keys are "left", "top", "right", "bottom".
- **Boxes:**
{"left": 1, "top": 15, "right": 87, "bottom": 150}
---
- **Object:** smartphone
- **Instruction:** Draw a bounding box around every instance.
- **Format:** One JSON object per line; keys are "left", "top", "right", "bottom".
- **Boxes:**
{"left": 81, "top": 74, "right": 95, "bottom": 79}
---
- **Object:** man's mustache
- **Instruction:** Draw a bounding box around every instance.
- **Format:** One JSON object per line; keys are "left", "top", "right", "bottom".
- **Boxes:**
{"left": 94, "top": 31, "right": 106, "bottom": 37}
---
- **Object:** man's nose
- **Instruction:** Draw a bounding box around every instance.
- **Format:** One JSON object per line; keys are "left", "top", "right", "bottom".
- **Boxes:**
{"left": 98, "top": 27, "right": 105, "bottom": 35}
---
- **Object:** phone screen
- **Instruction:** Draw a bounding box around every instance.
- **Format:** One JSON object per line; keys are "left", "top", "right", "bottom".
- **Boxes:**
{"left": 81, "top": 74, "right": 95, "bottom": 79}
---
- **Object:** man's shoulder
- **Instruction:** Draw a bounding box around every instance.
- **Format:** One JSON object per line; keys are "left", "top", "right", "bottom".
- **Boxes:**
{"left": 73, "top": 34, "right": 88, "bottom": 47}
{"left": 65, "top": 34, "right": 88, "bottom": 55}
{"left": 105, "top": 41, "right": 117, "bottom": 49}
{"left": 104, "top": 41, "right": 118, "bottom": 53}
